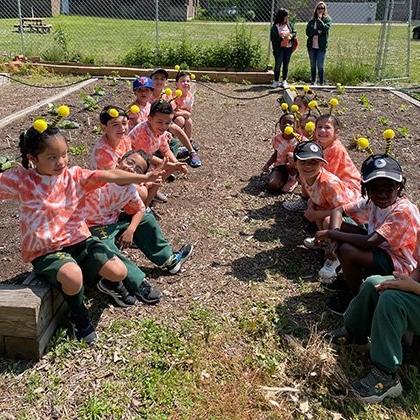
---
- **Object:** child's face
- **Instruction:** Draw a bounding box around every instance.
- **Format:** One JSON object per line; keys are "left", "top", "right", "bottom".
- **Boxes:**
{"left": 103, "top": 116, "right": 128, "bottom": 140}
{"left": 367, "top": 178, "right": 399, "bottom": 209}
{"left": 152, "top": 74, "right": 167, "bottom": 92}
{"left": 296, "top": 158, "right": 322, "bottom": 180}
{"left": 30, "top": 135, "right": 69, "bottom": 176}
{"left": 280, "top": 115, "right": 295, "bottom": 134}
{"left": 177, "top": 75, "right": 191, "bottom": 93}
{"left": 315, "top": 118, "right": 338, "bottom": 148}
{"left": 294, "top": 97, "right": 308, "bottom": 114}
{"left": 134, "top": 87, "right": 153, "bottom": 104}
{"left": 119, "top": 153, "right": 148, "bottom": 174}
{"left": 148, "top": 112, "right": 172, "bottom": 136}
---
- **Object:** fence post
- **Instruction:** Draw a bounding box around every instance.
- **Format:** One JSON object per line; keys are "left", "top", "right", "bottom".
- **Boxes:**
{"left": 155, "top": 0, "right": 160, "bottom": 58}
{"left": 17, "top": 0, "right": 26, "bottom": 55}
{"left": 407, "top": 0, "right": 411, "bottom": 78}
{"left": 267, "top": 0, "right": 275, "bottom": 68}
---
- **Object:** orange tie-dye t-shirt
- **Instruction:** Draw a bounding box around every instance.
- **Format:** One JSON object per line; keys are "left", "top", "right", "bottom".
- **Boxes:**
{"left": 129, "top": 121, "right": 171, "bottom": 157}
{"left": 343, "top": 197, "right": 420, "bottom": 274}
{"left": 0, "top": 165, "right": 106, "bottom": 262}
{"left": 272, "top": 134, "right": 304, "bottom": 167}
{"left": 84, "top": 183, "right": 145, "bottom": 227}
{"left": 173, "top": 92, "right": 194, "bottom": 112}
{"left": 91, "top": 135, "right": 132, "bottom": 170}
{"left": 322, "top": 140, "right": 361, "bottom": 193}
{"left": 301, "top": 167, "right": 360, "bottom": 211}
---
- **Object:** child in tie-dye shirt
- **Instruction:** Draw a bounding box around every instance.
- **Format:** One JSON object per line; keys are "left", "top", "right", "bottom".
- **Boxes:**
{"left": 0, "top": 124, "right": 164, "bottom": 345}
{"left": 127, "top": 76, "right": 154, "bottom": 130}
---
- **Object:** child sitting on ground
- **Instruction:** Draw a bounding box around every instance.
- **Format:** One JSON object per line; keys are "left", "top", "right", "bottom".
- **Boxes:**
{"left": 262, "top": 113, "right": 300, "bottom": 193}
{"left": 293, "top": 141, "right": 360, "bottom": 282}
{"left": 86, "top": 151, "right": 193, "bottom": 290}
{"left": 172, "top": 71, "right": 194, "bottom": 142}
{"left": 150, "top": 68, "right": 201, "bottom": 168}
{"left": 127, "top": 76, "right": 154, "bottom": 130}
{"left": 315, "top": 153, "right": 419, "bottom": 315}
{"left": 0, "top": 120, "right": 164, "bottom": 345}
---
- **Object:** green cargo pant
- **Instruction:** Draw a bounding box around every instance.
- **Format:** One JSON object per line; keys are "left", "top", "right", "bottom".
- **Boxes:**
{"left": 344, "top": 275, "right": 420, "bottom": 373}
{"left": 119, "top": 209, "right": 173, "bottom": 267}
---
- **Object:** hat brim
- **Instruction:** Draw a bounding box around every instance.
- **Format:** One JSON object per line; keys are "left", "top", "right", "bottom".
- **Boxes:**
{"left": 295, "top": 155, "right": 327, "bottom": 164}
{"left": 362, "top": 171, "right": 403, "bottom": 183}
{"left": 150, "top": 68, "right": 169, "bottom": 79}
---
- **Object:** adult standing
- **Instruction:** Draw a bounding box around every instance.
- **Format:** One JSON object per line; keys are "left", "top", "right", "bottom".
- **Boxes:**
{"left": 306, "top": 1, "right": 332, "bottom": 85}
{"left": 270, "top": 8, "right": 296, "bottom": 88}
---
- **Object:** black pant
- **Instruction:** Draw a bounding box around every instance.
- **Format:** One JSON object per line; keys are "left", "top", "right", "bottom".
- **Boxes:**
{"left": 273, "top": 47, "right": 293, "bottom": 81}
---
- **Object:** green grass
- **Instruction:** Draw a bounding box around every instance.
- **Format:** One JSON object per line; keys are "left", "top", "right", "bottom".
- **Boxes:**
{"left": 0, "top": 16, "right": 419, "bottom": 83}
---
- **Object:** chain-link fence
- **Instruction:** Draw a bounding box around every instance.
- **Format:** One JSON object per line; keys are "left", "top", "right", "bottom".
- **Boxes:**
{"left": 0, "top": 0, "right": 415, "bottom": 81}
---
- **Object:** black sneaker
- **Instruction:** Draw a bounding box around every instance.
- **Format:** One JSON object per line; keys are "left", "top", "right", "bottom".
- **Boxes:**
{"left": 351, "top": 367, "right": 402, "bottom": 403}
{"left": 166, "top": 244, "right": 194, "bottom": 274}
{"left": 135, "top": 279, "right": 162, "bottom": 304}
{"left": 326, "top": 292, "right": 353, "bottom": 316}
{"left": 69, "top": 310, "right": 97, "bottom": 346}
{"left": 97, "top": 279, "right": 136, "bottom": 307}
{"left": 321, "top": 275, "right": 349, "bottom": 293}
{"left": 326, "top": 326, "right": 369, "bottom": 350}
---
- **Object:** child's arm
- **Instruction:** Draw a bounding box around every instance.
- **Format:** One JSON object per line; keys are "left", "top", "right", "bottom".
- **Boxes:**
{"left": 262, "top": 151, "right": 277, "bottom": 172}
{"left": 316, "top": 229, "right": 386, "bottom": 249}
{"left": 119, "top": 210, "right": 144, "bottom": 248}
{"left": 96, "top": 167, "right": 164, "bottom": 186}
{"left": 173, "top": 109, "right": 191, "bottom": 119}
{"left": 376, "top": 269, "right": 420, "bottom": 295}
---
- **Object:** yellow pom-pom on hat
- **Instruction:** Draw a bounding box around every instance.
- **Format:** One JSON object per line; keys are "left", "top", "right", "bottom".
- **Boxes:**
{"left": 108, "top": 108, "right": 119, "bottom": 118}
{"left": 280, "top": 102, "right": 289, "bottom": 111}
{"left": 164, "top": 88, "right": 172, "bottom": 97}
{"left": 329, "top": 98, "right": 339, "bottom": 107}
{"left": 305, "top": 121, "right": 315, "bottom": 134}
{"left": 289, "top": 85, "right": 297, "bottom": 92}
{"left": 57, "top": 105, "right": 70, "bottom": 118}
{"left": 284, "top": 125, "right": 294, "bottom": 136}
{"left": 190, "top": 73, "right": 196, "bottom": 81}
{"left": 130, "top": 104, "right": 140, "bottom": 114}
{"left": 291, "top": 104, "right": 299, "bottom": 113}
{"left": 174, "top": 65, "right": 181, "bottom": 71}
{"left": 175, "top": 89, "right": 183, "bottom": 98}
{"left": 383, "top": 129, "right": 395, "bottom": 140}
{"left": 33, "top": 118, "right": 48, "bottom": 134}
{"left": 308, "top": 100, "right": 318, "bottom": 110}
{"left": 303, "top": 85, "right": 310, "bottom": 93}
{"left": 357, "top": 137, "right": 370, "bottom": 149}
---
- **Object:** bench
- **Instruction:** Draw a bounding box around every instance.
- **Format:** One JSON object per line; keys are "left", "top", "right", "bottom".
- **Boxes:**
{"left": 0, "top": 273, "right": 68, "bottom": 360}
{"left": 13, "top": 18, "right": 52, "bottom": 34}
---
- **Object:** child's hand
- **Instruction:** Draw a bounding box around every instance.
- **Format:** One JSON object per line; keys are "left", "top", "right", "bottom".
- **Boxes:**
{"left": 164, "top": 160, "right": 188, "bottom": 175}
{"left": 315, "top": 229, "right": 329, "bottom": 242}
{"left": 325, "top": 240, "right": 337, "bottom": 260}
{"left": 375, "top": 272, "right": 420, "bottom": 294}
{"left": 119, "top": 228, "right": 134, "bottom": 249}
{"left": 144, "top": 169, "right": 164, "bottom": 184}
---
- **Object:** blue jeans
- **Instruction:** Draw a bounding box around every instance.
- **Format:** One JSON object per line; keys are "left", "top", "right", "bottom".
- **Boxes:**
{"left": 273, "top": 47, "right": 292, "bottom": 82}
{"left": 308, "top": 48, "right": 326, "bottom": 85}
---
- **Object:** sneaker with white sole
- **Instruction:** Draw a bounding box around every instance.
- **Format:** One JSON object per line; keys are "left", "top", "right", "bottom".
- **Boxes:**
{"left": 319, "top": 259, "right": 341, "bottom": 283}
{"left": 282, "top": 80, "right": 289, "bottom": 88}
{"left": 189, "top": 151, "right": 202, "bottom": 168}
{"left": 281, "top": 176, "right": 298, "bottom": 193}
{"left": 282, "top": 197, "right": 308, "bottom": 212}
{"left": 166, "top": 244, "right": 194, "bottom": 274}
{"left": 177, "top": 146, "right": 189, "bottom": 160}
{"left": 97, "top": 279, "right": 136, "bottom": 307}
{"left": 271, "top": 81, "right": 280, "bottom": 88}
{"left": 303, "top": 237, "right": 326, "bottom": 250}
{"left": 351, "top": 368, "right": 403, "bottom": 404}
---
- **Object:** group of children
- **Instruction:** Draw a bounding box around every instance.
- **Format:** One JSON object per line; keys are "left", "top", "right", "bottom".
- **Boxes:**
{"left": 262, "top": 88, "right": 419, "bottom": 403}
{"left": 0, "top": 68, "right": 201, "bottom": 346}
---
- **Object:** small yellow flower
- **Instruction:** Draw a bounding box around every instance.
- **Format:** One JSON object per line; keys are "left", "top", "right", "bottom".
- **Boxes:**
{"left": 357, "top": 137, "right": 370, "bottom": 149}
{"left": 175, "top": 89, "right": 183, "bottom": 98}
{"left": 281, "top": 102, "right": 289, "bottom": 111}
{"left": 289, "top": 85, "right": 297, "bottom": 92}
{"left": 305, "top": 121, "right": 316, "bottom": 133}
{"left": 308, "top": 100, "right": 318, "bottom": 110}
{"left": 383, "top": 129, "right": 395, "bottom": 140}
{"left": 108, "top": 108, "right": 119, "bottom": 118}
{"left": 303, "top": 85, "right": 310, "bottom": 93}
{"left": 284, "top": 126, "right": 294, "bottom": 136}
{"left": 329, "top": 98, "right": 339, "bottom": 107}
{"left": 33, "top": 118, "right": 48, "bottom": 133}
{"left": 164, "top": 88, "right": 173, "bottom": 97}
{"left": 130, "top": 104, "right": 140, "bottom": 114}
{"left": 174, "top": 65, "right": 181, "bottom": 71}
{"left": 57, "top": 105, "right": 70, "bottom": 118}
{"left": 190, "top": 73, "right": 196, "bottom": 80}
{"left": 291, "top": 104, "right": 299, "bottom": 113}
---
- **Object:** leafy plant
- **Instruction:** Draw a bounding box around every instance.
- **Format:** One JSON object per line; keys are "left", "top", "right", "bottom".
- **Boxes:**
{"left": 396, "top": 126, "right": 409, "bottom": 138}
{"left": 93, "top": 86, "right": 105, "bottom": 96}
{"left": 80, "top": 92, "right": 99, "bottom": 111}
{"left": 359, "top": 94, "right": 372, "bottom": 111}
{"left": 69, "top": 144, "right": 88, "bottom": 156}
{"left": 378, "top": 115, "right": 390, "bottom": 126}
{"left": 57, "top": 120, "right": 80, "bottom": 129}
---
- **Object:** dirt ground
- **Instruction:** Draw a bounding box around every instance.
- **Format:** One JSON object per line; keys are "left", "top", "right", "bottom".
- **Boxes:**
{"left": 0, "top": 79, "right": 419, "bottom": 418}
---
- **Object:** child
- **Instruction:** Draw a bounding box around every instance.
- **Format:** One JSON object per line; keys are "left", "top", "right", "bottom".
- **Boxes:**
{"left": 298, "top": 112, "right": 317, "bottom": 138}
{"left": 150, "top": 69, "right": 201, "bottom": 168}
{"left": 315, "top": 154, "right": 420, "bottom": 315}
{"left": 86, "top": 151, "right": 194, "bottom": 285}
{"left": 172, "top": 72, "right": 194, "bottom": 140}
{"left": 294, "top": 141, "right": 360, "bottom": 281}
{"left": 328, "top": 263, "right": 420, "bottom": 403}
{"left": 127, "top": 76, "right": 154, "bottom": 130}
{"left": 314, "top": 114, "right": 361, "bottom": 195}
{"left": 293, "top": 95, "right": 310, "bottom": 115}
{"left": 262, "top": 113, "right": 299, "bottom": 193}
{"left": 0, "top": 123, "right": 164, "bottom": 344}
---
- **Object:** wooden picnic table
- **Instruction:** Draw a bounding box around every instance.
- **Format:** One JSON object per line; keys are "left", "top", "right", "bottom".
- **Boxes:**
{"left": 13, "top": 17, "right": 52, "bottom": 34}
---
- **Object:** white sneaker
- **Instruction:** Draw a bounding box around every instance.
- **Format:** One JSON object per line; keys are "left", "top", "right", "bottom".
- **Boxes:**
{"left": 271, "top": 81, "right": 279, "bottom": 88}
{"left": 282, "top": 80, "right": 289, "bottom": 88}
{"left": 303, "top": 237, "right": 325, "bottom": 250}
{"left": 319, "top": 259, "right": 341, "bottom": 284}
{"left": 283, "top": 197, "right": 308, "bottom": 212}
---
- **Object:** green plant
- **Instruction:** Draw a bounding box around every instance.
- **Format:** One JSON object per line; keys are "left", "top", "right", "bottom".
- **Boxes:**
{"left": 359, "top": 94, "right": 373, "bottom": 111}
{"left": 378, "top": 115, "right": 390, "bottom": 126}
{"left": 91, "top": 125, "right": 102, "bottom": 135}
{"left": 57, "top": 120, "right": 80, "bottom": 129}
{"left": 69, "top": 144, "right": 88, "bottom": 156}
{"left": 396, "top": 126, "right": 409, "bottom": 138}
{"left": 336, "top": 83, "right": 346, "bottom": 95}
{"left": 93, "top": 85, "right": 105, "bottom": 96}
{"left": 80, "top": 92, "right": 99, "bottom": 111}
{"left": 200, "top": 74, "right": 211, "bottom": 82}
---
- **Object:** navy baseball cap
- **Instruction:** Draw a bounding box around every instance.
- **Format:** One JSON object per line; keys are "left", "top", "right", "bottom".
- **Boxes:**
{"left": 361, "top": 154, "right": 403, "bottom": 183}
{"left": 293, "top": 141, "right": 327, "bottom": 163}
{"left": 133, "top": 76, "right": 154, "bottom": 90}
{"left": 150, "top": 68, "right": 169, "bottom": 79}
